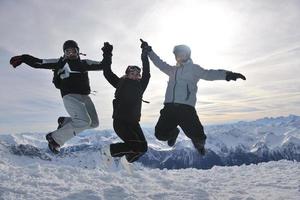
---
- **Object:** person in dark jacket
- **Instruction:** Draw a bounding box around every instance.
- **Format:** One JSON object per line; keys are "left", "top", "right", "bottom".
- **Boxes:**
{"left": 140, "top": 40, "right": 246, "bottom": 155}
{"left": 10, "top": 40, "right": 112, "bottom": 154}
{"left": 102, "top": 40, "right": 150, "bottom": 163}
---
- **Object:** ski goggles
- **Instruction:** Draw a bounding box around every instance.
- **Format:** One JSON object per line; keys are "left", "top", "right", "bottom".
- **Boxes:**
{"left": 64, "top": 47, "right": 79, "bottom": 58}
{"left": 125, "top": 65, "right": 141, "bottom": 74}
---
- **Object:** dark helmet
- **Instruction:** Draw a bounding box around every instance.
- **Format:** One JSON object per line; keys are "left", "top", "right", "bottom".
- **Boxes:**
{"left": 125, "top": 65, "right": 141, "bottom": 74}
{"left": 63, "top": 40, "right": 79, "bottom": 51}
{"left": 173, "top": 44, "right": 191, "bottom": 58}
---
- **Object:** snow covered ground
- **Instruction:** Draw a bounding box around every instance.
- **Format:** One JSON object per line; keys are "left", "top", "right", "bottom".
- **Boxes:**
{"left": 0, "top": 158, "right": 299, "bottom": 200}
{"left": 0, "top": 115, "right": 300, "bottom": 199}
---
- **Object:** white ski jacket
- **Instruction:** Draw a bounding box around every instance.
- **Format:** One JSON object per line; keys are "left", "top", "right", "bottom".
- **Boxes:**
{"left": 149, "top": 50, "right": 229, "bottom": 107}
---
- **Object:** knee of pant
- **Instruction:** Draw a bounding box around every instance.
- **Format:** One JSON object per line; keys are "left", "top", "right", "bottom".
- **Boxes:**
{"left": 74, "top": 117, "right": 92, "bottom": 129}
{"left": 90, "top": 119, "right": 99, "bottom": 128}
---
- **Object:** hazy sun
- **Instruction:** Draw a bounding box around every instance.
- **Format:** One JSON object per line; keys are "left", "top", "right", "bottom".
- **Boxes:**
{"left": 155, "top": 1, "right": 238, "bottom": 59}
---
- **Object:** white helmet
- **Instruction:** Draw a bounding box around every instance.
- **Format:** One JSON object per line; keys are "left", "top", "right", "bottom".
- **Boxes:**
{"left": 173, "top": 44, "right": 191, "bottom": 58}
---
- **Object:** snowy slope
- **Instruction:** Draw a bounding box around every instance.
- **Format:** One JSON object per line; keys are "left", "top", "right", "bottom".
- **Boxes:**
{"left": 0, "top": 155, "right": 299, "bottom": 199}
{"left": 0, "top": 115, "right": 300, "bottom": 199}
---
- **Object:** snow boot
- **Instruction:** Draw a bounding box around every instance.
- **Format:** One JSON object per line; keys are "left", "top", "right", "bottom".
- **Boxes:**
{"left": 46, "top": 132, "right": 60, "bottom": 154}
{"left": 167, "top": 128, "right": 180, "bottom": 147}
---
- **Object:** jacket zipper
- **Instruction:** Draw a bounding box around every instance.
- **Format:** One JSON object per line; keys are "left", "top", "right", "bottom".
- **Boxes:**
{"left": 185, "top": 84, "right": 191, "bottom": 100}
{"left": 172, "top": 68, "right": 178, "bottom": 102}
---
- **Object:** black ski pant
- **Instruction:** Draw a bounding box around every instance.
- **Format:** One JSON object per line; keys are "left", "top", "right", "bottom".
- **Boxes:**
{"left": 155, "top": 103, "right": 206, "bottom": 149}
{"left": 110, "top": 119, "right": 148, "bottom": 163}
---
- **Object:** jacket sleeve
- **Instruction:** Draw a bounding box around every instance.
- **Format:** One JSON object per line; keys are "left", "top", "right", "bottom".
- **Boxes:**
{"left": 140, "top": 53, "right": 151, "bottom": 92}
{"left": 81, "top": 54, "right": 112, "bottom": 71}
{"left": 196, "top": 65, "right": 229, "bottom": 81}
{"left": 148, "top": 50, "right": 174, "bottom": 75}
{"left": 103, "top": 56, "right": 120, "bottom": 88}
{"left": 22, "top": 54, "right": 58, "bottom": 69}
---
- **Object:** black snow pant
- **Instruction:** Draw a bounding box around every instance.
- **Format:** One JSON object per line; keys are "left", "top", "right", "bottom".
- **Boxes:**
{"left": 110, "top": 119, "right": 148, "bottom": 163}
{"left": 155, "top": 103, "right": 207, "bottom": 151}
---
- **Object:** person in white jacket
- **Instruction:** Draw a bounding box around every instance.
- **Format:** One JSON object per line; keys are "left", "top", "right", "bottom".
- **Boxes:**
{"left": 141, "top": 40, "right": 246, "bottom": 155}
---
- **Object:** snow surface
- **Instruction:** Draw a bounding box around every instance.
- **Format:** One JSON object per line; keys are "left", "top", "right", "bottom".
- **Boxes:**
{"left": 0, "top": 115, "right": 300, "bottom": 199}
{"left": 0, "top": 157, "right": 299, "bottom": 200}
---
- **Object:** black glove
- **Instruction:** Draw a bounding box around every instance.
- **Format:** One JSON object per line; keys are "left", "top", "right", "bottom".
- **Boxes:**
{"left": 226, "top": 72, "right": 246, "bottom": 81}
{"left": 10, "top": 55, "right": 23, "bottom": 68}
{"left": 140, "top": 39, "right": 152, "bottom": 52}
{"left": 101, "top": 42, "right": 113, "bottom": 56}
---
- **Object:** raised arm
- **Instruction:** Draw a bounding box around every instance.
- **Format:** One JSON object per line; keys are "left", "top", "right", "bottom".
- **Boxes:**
{"left": 139, "top": 39, "right": 174, "bottom": 76}
{"left": 10, "top": 54, "right": 58, "bottom": 69}
{"left": 103, "top": 65, "right": 120, "bottom": 88}
{"left": 79, "top": 42, "right": 114, "bottom": 71}
{"left": 148, "top": 50, "right": 174, "bottom": 76}
{"left": 140, "top": 53, "right": 150, "bottom": 92}
{"left": 140, "top": 39, "right": 151, "bottom": 92}
{"left": 101, "top": 42, "right": 120, "bottom": 88}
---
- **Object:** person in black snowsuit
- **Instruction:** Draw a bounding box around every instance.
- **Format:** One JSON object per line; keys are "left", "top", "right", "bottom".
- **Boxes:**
{"left": 102, "top": 40, "right": 150, "bottom": 163}
{"left": 10, "top": 40, "right": 112, "bottom": 154}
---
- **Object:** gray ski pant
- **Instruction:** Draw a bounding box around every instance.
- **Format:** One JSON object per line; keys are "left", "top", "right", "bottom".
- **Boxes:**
{"left": 51, "top": 94, "right": 99, "bottom": 146}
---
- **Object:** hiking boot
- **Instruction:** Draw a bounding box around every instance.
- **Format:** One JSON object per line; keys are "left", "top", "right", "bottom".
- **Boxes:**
{"left": 167, "top": 128, "right": 180, "bottom": 147}
{"left": 46, "top": 132, "right": 60, "bottom": 154}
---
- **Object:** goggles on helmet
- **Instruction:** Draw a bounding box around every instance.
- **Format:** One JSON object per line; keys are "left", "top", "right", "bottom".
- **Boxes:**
{"left": 125, "top": 65, "right": 141, "bottom": 74}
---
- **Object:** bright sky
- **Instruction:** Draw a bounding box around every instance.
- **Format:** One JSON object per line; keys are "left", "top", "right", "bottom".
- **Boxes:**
{"left": 0, "top": 0, "right": 300, "bottom": 133}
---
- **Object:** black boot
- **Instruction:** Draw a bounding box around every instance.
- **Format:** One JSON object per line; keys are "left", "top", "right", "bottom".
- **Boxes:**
{"left": 167, "top": 128, "right": 180, "bottom": 147}
{"left": 46, "top": 133, "right": 60, "bottom": 154}
{"left": 57, "top": 117, "right": 65, "bottom": 129}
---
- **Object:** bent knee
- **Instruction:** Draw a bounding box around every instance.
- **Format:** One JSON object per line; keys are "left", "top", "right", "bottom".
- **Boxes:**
{"left": 90, "top": 119, "right": 99, "bottom": 128}
{"left": 73, "top": 118, "right": 92, "bottom": 129}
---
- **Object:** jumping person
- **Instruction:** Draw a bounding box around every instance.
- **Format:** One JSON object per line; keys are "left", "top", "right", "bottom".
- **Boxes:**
{"left": 102, "top": 40, "right": 150, "bottom": 163}
{"left": 140, "top": 40, "right": 246, "bottom": 155}
{"left": 10, "top": 40, "right": 112, "bottom": 154}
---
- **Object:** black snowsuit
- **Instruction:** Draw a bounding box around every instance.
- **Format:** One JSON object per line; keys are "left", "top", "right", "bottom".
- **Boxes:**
{"left": 103, "top": 53, "right": 150, "bottom": 163}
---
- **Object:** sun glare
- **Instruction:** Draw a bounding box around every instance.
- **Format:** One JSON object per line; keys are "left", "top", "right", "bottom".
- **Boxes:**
{"left": 156, "top": 1, "right": 237, "bottom": 58}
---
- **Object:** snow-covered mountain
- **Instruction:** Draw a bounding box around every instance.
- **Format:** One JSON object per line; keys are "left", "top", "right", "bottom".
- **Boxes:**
{"left": 0, "top": 115, "right": 299, "bottom": 170}
{"left": 140, "top": 115, "right": 300, "bottom": 169}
